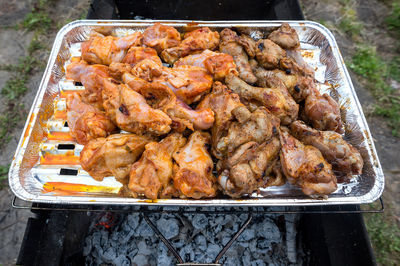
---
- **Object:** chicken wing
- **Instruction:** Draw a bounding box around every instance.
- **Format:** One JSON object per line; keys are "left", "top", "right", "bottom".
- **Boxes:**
{"left": 174, "top": 49, "right": 238, "bottom": 80}
{"left": 129, "top": 133, "right": 186, "bottom": 199}
{"left": 238, "top": 34, "right": 257, "bottom": 58}
{"left": 142, "top": 23, "right": 181, "bottom": 53}
{"left": 279, "top": 130, "right": 337, "bottom": 197}
{"left": 172, "top": 131, "right": 218, "bottom": 199}
{"left": 268, "top": 23, "right": 300, "bottom": 49}
{"left": 66, "top": 92, "right": 116, "bottom": 145}
{"left": 304, "top": 89, "right": 343, "bottom": 133}
{"left": 81, "top": 32, "right": 142, "bottom": 65}
{"left": 218, "top": 136, "right": 281, "bottom": 198}
{"left": 140, "top": 82, "right": 215, "bottom": 131}
{"left": 115, "top": 84, "right": 172, "bottom": 135}
{"left": 291, "top": 120, "right": 363, "bottom": 176}
{"left": 219, "top": 28, "right": 257, "bottom": 84}
{"left": 122, "top": 46, "right": 162, "bottom": 67}
{"left": 66, "top": 59, "right": 110, "bottom": 110}
{"left": 197, "top": 82, "right": 245, "bottom": 159}
{"left": 225, "top": 73, "right": 298, "bottom": 125}
{"left": 161, "top": 27, "right": 220, "bottom": 64}
{"left": 255, "top": 39, "right": 286, "bottom": 69}
{"left": 217, "top": 106, "right": 280, "bottom": 156}
{"left": 80, "top": 133, "right": 152, "bottom": 184}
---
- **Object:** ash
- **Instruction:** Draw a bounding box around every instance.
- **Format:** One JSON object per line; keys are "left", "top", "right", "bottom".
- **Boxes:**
{"left": 84, "top": 208, "right": 300, "bottom": 265}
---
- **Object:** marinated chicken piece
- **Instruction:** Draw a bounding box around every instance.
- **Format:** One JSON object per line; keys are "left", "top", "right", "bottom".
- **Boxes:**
{"left": 197, "top": 82, "right": 245, "bottom": 159}
{"left": 66, "top": 93, "right": 116, "bottom": 145}
{"left": 255, "top": 39, "right": 286, "bottom": 69}
{"left": 133, "top": 60, "right": 213, "bottom": 104}
{"left": 280, "top": 53, "right": 314, "bottom": 78}
{"left": 219, "top": 28, "right": 257, "bottom": 84}
{"left": 140, "top": 82, "right": 215, "bottom": 131}
{"left": 225, "top": 74, "right": 298, "bottom": 125}
{"left": 304, "top": 89, "right": 343, "bottom": 133}
{"left": 81, "top": 32, "right": 142, "bottom": 65}
{"left": 238, "top": 34, "right": 257, "bottom": 58}
{"left": 174, "top": 49, "right": 238, "bottom": 80}
{"left": 173, "top": 131, "right": 218, "bottom": 199}
{"left": 109, "top": 62, "right": 133, "bottom": 80}
{"left": 142, "top": 23, "right": 181, "bottom": 53}
{"left": 265, "top": 160, "right": 286, "bottom": 187}
{"left": 80, "top": 134, "right": 152, "bottom": 183}
{"left": 218, "top": 137, "right": 281, "bottom": 198}
{"left": 161, "top": 27, "right": 220, "bottom": 64}
{"left": 115, "top": 84, "right": 172, "bottom": 135}
{"left": 66, "top": 59, "right": 110, "bottom": 110}
{"left": 217, "top": 106, "right": 280, "bottom": 155}
{"left": 121, "top": 72, "right": 148, "bottom": 92}
{"left": 122, "top": 47, "right": 162, "bottom": 67}
{"left": 129, "top": 133, "right": 186, "bottom": 199}
{"left": 291, "top": 121, "right": 363, "bottom": 176}
{"left": 268, "top": 23, "right": 300, "bottom": 49}
{"left": 279, "top": 130, "right": 337, "bottom": 197}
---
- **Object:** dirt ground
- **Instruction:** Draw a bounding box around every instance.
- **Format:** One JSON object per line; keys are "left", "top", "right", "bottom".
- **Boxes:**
{"left": 0, "top": 0, "right": 399, "bottom": 265}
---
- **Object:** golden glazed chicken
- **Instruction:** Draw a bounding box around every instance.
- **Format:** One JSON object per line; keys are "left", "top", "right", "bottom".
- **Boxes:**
{"left": 62, "top": 22, "right": 364, "bottom": 200}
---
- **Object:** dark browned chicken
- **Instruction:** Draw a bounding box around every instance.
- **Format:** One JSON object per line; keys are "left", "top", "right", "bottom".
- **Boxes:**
{"left": 197, "top": 82, "right": 245, "bottom": 159}
{"left": 66, "top": 92, "right": 116, "bottom": 145}
{"left": 115, "top": 84, "right": 172, "bottom": 135}
{"left": 161, "top": 27, "right": 220, "bottom": 64}
{"left": 219, "top": 28, "right": 257, "bottom": 84}
{"left": 255, "top": 39, "right": 286, "bottom": 69}
{"left": 81, "top": 32, "right": 142, "bottom": 65}
{"left": 66, "top": 59, "right": 110, "bottom": 110}
{"left": 268, "top": 23, "right": 300, "bottom": 49}
{"left": 80, "top": 133, "right": 152, "bottom": 184}
{"left": 291, "top": 121, "right": 363, "bottom": 176}
{"left": 174, "top": 49, "right": 238, "bottom": 80}
{"left": 172, "top": 131, "right": 218, "bottom": 199}
{"left": 225, "top": 73, "right": 298, "bottom": 125}
{"left": 279, "top": 130, "right": 337, "bottom": 197}
{"left": 142, "top": 23, "right": 181, "bottom": 53}
{"left": 129, "top": 133, "right": 186, "bottom": 199}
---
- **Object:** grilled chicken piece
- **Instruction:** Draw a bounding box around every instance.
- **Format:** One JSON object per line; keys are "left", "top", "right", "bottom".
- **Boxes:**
{"left": 219, "top": 28, "right": 257, "bottom": 84}
{"left": 291, "top": 121, "right": 363, "bottom": 176}
{"left": 161, "top": 27, "right": 220, "bottom": 64}
{"left": 66, "top": 59, "right": 110, "bottom": 110}
{"left": 225, "top": 73, "right": 298, "bottom": 125}
{"left": 304, "top": 88, "right": 343, "bottom": 133}
{"left": 172, "top": 131, "right": 218, "bottom": 199}
{"left": 142, "top": 23, "right": 181, "bottom": 53}
{"left": 218, "top": 136, "right": 281, "bottom": 198}
{"left": 174, "top": 49, "right": 238, "bottom": 80}
{"left": 238, "top": 34, "right": 257, "bottom": 58}
{"left": 217, "top": 106, "right": 280, "bottom": 156}
{"left": 279, "top": 130, "right": 337, "bottom": 197}
{"left": 255, "top": 39, "right": 286, "bottom": 69}
{"left": 80, "top": 133, "right": 152, "bottom": 183}
{"left": 268, "top": 23, "right": 300, "bottom": 49}
{"left": 132, "top": 60, "right": 213, "bottom": 104}
{"left": 66, "top": 92, "right": 116, "bottom": 145}
{"left": 280, "top": 54, "right": 314, "bottom": 78}
{"left": 197, "top": 82, "right": 245, "bottom": 159}
{"left": 140, "top": 82, "right": 215, "bottom": 131}
{"left": 81, "top": 32, "right": 142, "bottom": 65}
{"left": 115, "top": 84, "right": 172, "bottom": 135}
{"left": 122, "top": 47, "right": 162, "bottom": 67}
{"left": 129, "top": 133, "right": 186, "bottom": 199}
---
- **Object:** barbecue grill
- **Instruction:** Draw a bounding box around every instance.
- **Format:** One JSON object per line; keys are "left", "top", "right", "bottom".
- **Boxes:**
{"left": 14, "top": 0, "right": 381, "bottom": 265}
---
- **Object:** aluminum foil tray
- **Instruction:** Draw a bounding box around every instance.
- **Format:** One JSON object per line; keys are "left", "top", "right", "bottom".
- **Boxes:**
{"left": 9, "top": 20, "right": 384, "bottom": 206}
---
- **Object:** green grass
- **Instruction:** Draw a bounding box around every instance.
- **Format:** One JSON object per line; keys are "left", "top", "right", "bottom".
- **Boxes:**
{"left": 348, "top": 46, "right": 400, "bottom": 136}
{"left": 386, "top": 2, "right": 400, "bottom": 35}
{"left": 364, "top": 202, "right": 400, "bottom": 265}
{"left": 338, "top": 0, "right": 363, "bottom": 39}
{"left": 21, "top": 12, "right": 51, "bottom": 32}
{"left": 0, "top": 165, "right": 9, "bottom": 189}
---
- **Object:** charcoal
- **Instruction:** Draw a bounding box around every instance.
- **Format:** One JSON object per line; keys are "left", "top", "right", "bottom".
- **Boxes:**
{"left": 242, "top": 249, "right": 251, "bottom": 265}
{"left": 257, "top": 218, "right": 281, "bottom": 243}
{"left": 101, "top": 246, "right": 117, "bottom": 264}
{"left": 131, "top": 254, "right": 148, "bottom": 266}
{"left": 172, "top": 237, "right": 185, "bottom": 249}
{"left": 192, "top": 214, "right": 208, "bottom": 230}
{"left": 157, "top": 249, "right": 173, "bottom": 265}
{"left": 251, "top": 259, "right": 267, "bottom": 266}
{"left": 221, "top": 235, "right": 231, "bottom": 246}
{"left": 205, "top": 243, "right": 220, "bottom": 262}
{"left": 194, "top": 234, "right": 207, "bottom": 251}
{"left": 134, "top": 220, "right": 154, "bottom": 237}
{"left": 127, "top": 214, "right": 140, "bottom": 230}
{"left": 114, "top": 255, "right": 130, "bottom": 266}
{"left": 224, "top": 256, "right": 241, "bottom": 266}
{"left": 83, "top": 236, "right": 92, "bottom": 256}
{"left": 156, "top": 217, "right": 179, "bottom": 239}
{"left": 179, "top": 244, "right": 195, "bottom": 262}
{"left": 127, "top": 246, "right": 138, "bottom": 259}
{"left": 238, "top": 228, "right": 255, "bottom": 242}
{"left": 118, "top": 227, "right": 135, "bottom": 244}
{"left": 137, "top": 240, "right": 152, "bottom": 256}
